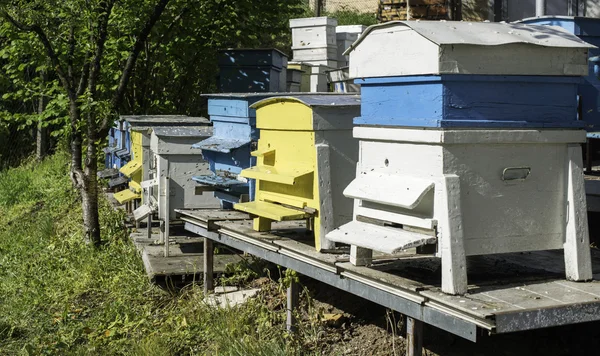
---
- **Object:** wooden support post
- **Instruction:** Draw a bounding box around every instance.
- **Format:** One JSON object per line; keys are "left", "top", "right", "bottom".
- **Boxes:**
{"left": 405, "top": 316, "right": 423, "bottom": 356}
{"left": 147, "top": 186, "right": 153, "bottom": 239}
{"left": 204, "top": 238, "right": 214, "bottom": 294}
{"left": 253, "top": 216, "right": 273, "bottom": 232}
{"left": 286, "top": 276, "right": 299, "bottom": 333}
{"left": 438, "top": 174, "right": 468, "bottom": 295}
{"left": 565, "top": 144, "right": 593, "bottom": 281}
{"left": 163, "top": 176, "right": 170, "bottom": 258}
{"left": 350, "top": 245, "right": 373, "bottom": 266}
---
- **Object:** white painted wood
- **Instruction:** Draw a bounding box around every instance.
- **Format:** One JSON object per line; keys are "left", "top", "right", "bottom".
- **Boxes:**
{"left": 344, "top": 173, "right": 434, "bottom": 209}
{"left": 163, "top": 174, "right": 170, "bottom": 258}
{"left": 290, "top": 17, "right": 337, "bottom": 50}
{"left": 564, "top": 144, "right": 593, "bottom": 281}
{"left": 353, "top": 127, "right": 587, "bottom": 144}
{"left": 342, "top": 126, "right": 591, "bottom": 293}
{"left": 336, "top": 25, "right": 365, "bottom": 67}
{"left": 327, "top": 220, "right": 436, "bottom": 254}
{"left": 292, "top": 46, "right": 337, "bottom": 61}
{"left": 350, "top": 245, "right": 373, "bottom": 266}
{"left": 354, "top": 205, "right": 436, "bottom": 230}
{"left": 315, "top": 143, "right": 335, "bottom": 250}
{"left": 348, "top": 22, "right": 592, "bottom": 78}
{"left": 437, "top": 174, "right": 468, "bottom": 295}
{"left": 133, "top": 203, "right": 153, "bottom": 222}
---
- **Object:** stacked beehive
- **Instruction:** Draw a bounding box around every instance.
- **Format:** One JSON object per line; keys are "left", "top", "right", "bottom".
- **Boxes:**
{"left": 378, "top": 0, "right": 448, "bottom": 22}
{"left": 289, "top": 17, "right": 338, "bottom": 92}
{"left": 327, "top": 21, "right": 594, "bottom": 295}
{"left": 218, "top": 49, "right": 288, "bottom": 93}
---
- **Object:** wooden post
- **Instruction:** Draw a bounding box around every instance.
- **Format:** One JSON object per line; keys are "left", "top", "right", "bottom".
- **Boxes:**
{"left": 146, "top": 186, "right": 153, "bottom": 239}
{"left": 405, "top": 316, "right": 423, "bottom": 356}
{"left": 204, "top": 238, "right": 214, "bottom": 294}
{"left": 350, "top": 245, "right": 373, "bottom": 266}
{"left": 163, "top": 176, "right": 171, "bottom": 258}
{"left": 286, "top": 276, "right": 299, "bottom": 333}
{"left": 439, "top": 174, "right": 468, "bottom": 295}
{"left": 253, "top": 216, "right": 273, "bottom": 232}
{"left": 564, "top": 144, "right": 593, "bottom": 281}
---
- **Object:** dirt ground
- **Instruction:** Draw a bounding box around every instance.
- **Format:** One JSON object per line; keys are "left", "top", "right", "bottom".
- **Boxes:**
{"left": 286, "top": 277, "right": 600, "bottom": 356}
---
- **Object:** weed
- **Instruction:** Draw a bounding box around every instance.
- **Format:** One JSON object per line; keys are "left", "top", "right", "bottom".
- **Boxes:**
{"left": 0, "top": 153, "right": 308, "bottom": 355}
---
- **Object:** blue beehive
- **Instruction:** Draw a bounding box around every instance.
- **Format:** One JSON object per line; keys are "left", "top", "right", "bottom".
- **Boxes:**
{"left": 192, "top": 94, "right": 271, "bottom": 208}
{"left": 218, "top": 49, "right": 288, "bottom": 93}
{"left": 517, "top": 16, "right": 600, "bottom": 131}
{"left": 104, "top": 120, "right": 131, "bottom": 170}
{"left": 346, "top": 21, "right": 593, "bottom": 129}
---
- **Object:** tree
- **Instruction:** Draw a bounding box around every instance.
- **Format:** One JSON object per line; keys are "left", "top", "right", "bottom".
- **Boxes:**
{"left": 0, "top": 0, "right": 306, "bottom": 244}
{"left": 1, "top": 0, "right": 172, "bottom": 245}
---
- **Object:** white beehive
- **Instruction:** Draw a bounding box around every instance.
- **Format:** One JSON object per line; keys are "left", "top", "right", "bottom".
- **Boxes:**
{"left": 346, "top": 21, "right": 592, "bottom": 78}
{"left": 336, "top": 25, "right": 366, "bottom": 67}
{"left": 290, "top": 17, "right": 338, "bottom": 66}
{"left": 327, "top": 21, "right": 594, "bottom": 296}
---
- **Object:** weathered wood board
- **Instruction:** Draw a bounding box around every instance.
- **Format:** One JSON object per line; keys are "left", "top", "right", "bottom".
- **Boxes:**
{"left": 131, "top": 231, "right": 241, "bottom": 280}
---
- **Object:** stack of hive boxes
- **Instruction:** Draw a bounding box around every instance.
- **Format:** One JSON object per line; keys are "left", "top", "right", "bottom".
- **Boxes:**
{"left": 327, "top": 21, "right": 594, "bottom": 295}
{"left": 327, "top": 25, "right": 366, "bottom": 93}
{"left": 289, "top": 17, "right": 338, "bottom": 92}
{"left": 218, "top": 49, "right": 288, "bottom": 93}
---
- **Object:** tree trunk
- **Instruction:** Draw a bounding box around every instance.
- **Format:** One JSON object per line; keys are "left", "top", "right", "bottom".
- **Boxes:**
{"left": 36, "top": 70, "right": 48, "bottom": 161}
{"left": 81, "top": 138, "right": 101, "bottom": 245}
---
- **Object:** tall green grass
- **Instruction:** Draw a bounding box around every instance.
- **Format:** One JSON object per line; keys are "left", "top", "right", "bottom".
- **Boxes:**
{"left": 0, "top": 153, "right": 301, "bottom": 355}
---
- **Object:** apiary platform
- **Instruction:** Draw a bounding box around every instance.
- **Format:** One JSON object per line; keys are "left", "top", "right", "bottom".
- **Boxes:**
{"left": 180, "top": 209, "right": 600, "bottom": 342}
{"left": 129, "top": 231, "right": 241, "bottom": 282}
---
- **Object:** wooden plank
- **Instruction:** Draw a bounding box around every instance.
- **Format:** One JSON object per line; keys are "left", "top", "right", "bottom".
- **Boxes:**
{"left": 234, "top": 201, "right": 309, "bottom": 222}
{"left": 176, "top": 209, "right": 249, "bottom": 224}
{"left": 565, "top": 144, "right": 593, "bottom": 281}
{"left": 344, "top": 173, "right": 434, "bottom": 209}
{"left": 217, "top": 219, "right": 312, "bottom": 242}
{"left": 327, "top": 220, "right": 436, "bottom": 254}
{"left": 336, "top": 260, "right": 430, "bottom": 292}
{"left": 438, "top": 174, "right": 467, "bottom": 295}
{"left": 142, "top": 251, "right": 240, "bottom": 279}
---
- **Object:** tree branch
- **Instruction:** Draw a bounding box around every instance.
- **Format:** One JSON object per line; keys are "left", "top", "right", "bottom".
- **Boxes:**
{"left": 102, "top": 0, "right": 171, "bottom": 132}
{"left": 2, "top": 11, "right": 75, "bottom": 100}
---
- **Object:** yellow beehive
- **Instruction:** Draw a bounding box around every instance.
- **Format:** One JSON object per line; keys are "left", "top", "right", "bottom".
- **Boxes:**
{"left": 114, "top": 131, "right": 143, "bottom": 204}
{"left": 234, "top": 95, "right": 360, "bottom": 251}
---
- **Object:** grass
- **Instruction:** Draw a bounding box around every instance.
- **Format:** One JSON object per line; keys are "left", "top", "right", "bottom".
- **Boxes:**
{"left": 0, "top": 152, "right": 309, "bottom": 355}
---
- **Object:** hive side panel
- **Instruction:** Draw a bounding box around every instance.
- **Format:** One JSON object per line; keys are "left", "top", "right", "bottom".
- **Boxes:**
{"left": 440, "top": 44, "right": 589, "bottom": 76}
{"left": 443, "top": 142, "right": 567, "bottom": 255}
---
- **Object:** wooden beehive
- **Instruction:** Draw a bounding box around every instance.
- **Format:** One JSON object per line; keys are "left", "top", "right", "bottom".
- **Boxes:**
{"left": 113, "top": 115, "right": 210, "bottom": 205}
{"left": 218, "top": 49, "right": 288, "bottom": 93}
{"left": 234, "top": 95, "right": 360, "bottom": 251}
{"left": 328, "top": 21, "right": 594, "bottom": 295}
{"left": 336, "top": 25, "right": 366, "bottom": 67}
{"left": 290, "top": 16, "right": 338, "bottom": 67}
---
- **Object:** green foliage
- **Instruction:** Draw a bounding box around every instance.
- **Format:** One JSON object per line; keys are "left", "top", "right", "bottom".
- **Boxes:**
{"left": 0, "top": 153, "right": 308, "bottom": 355}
